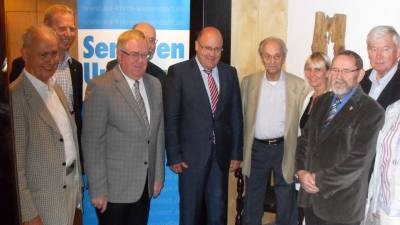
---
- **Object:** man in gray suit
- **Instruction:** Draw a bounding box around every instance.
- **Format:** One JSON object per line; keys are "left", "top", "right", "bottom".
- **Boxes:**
{"left": 82, "top": 29, "right": 164, "bottom": 225}
{"left": 11, "top": 25, "right": 82, "bottom": 225}
{"left": 295, "top": 50, "right": 385, "bottom": 225}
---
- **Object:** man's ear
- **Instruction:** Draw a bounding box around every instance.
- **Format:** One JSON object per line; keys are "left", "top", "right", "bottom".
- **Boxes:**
{"left": 357, "top": 69, "right": 365, "bottom": 83}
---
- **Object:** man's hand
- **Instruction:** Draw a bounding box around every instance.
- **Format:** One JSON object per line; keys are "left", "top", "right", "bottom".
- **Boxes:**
{"left": 170, "top": 162, "right": 188, "bottom": 173}
{"left": 229, "top": 160, "right": 241, "bottom": 172}
{"left": 91, "top": 196, "right": 108, "bottom": 213}
{"left": 23, "top": 216, "right": 43, "bottom": 225}
{"left": 153, "top": 181, "right": 164, "bottom": 198}
{"left": 297, "top": 170, "right": 320, "bottom": 193}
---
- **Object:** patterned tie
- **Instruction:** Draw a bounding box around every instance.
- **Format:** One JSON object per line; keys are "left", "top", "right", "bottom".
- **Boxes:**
{"left": 323, "top": 97, "right": 342, "bottom": 127}
{"left": 133, "top": 80, "right": 149, "bottom": 129}
{"left": 204, "top": 69, "right": 219, "bottom": 115}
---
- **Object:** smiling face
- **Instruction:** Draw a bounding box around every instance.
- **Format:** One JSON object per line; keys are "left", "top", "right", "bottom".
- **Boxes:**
{"left": 117, "top": 38, "right": 148, "bottom": 80}
{"left": 304, "top": 61, "right": 328, "bottom": 91}
{"left": 22, "top": 28, "right": 60, "bottom": 83}
{"left": 48, "top": 12, "right": 76, "bottom": 53}
{"left": 195, "top": 27, "right": 223, "bottom": 71}
{"left": 329, "top": 55, "right": 364, "bottom": 96}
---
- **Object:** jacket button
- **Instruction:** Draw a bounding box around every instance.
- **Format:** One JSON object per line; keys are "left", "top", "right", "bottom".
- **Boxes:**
{"left": 144, "top": 161, "right": 148, "bottom": 165}
{"left": 147, "top": 140, "right": 150, "bottom": 144}
{"left": 63, "top": 185, "right": 66, "bottom": 189}
{"left": 60, "top": 138, "right": 64, "bottom": 142}
{"left": 62, "top": 162, "right": 66, "bottom": 166}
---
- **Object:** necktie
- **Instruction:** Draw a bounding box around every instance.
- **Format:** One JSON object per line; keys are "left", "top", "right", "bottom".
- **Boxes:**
{"left": 204, "top": 69, "right": 219, "bottom": 115}
{"left": 324, "top": 97, "right": 341, "bottom": 126}
{"left": 133, "top": 80, "right": 149, "bottom": 129}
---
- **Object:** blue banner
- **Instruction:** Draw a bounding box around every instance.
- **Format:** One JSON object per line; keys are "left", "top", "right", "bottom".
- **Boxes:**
{"left": 78, "top": 1, "right": 189, "bottom": 224}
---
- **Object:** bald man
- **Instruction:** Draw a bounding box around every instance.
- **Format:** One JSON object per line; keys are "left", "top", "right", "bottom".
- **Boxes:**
{"left": 164, "top": 26, "right": 243, "bottom": 225}
{"left": 11, "top": 25, "right": 82, "bottom": 225}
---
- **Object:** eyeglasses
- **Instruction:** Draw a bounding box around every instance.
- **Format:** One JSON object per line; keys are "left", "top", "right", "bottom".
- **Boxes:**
{"left": 329, "top": 68, "right": 359, "bottom": 75}
{"left": 147, "top": 37, "right": 158, "bottom": 45}
{"left": 119, "top": 48, "right": 150, "bottom": 60}
{"left": 198, "top": 42, "right": 223, "bottom": 53}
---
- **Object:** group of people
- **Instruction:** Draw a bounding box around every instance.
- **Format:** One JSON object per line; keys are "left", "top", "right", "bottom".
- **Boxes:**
{"left": 8, "top": 3, "right": 400, "bottom": 225}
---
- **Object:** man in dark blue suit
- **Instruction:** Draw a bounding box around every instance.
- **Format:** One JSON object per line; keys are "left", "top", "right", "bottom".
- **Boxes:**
{"left": 164, "top": 26, "right": 243, "bottom": 225}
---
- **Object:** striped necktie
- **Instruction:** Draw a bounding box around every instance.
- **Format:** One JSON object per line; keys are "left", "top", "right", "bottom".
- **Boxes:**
{"left": 323, "top": 97, "right": 341, "bottom": 127}
{"left": 133, "top": 80, "right": 149, "bottom": 129}
{"left": 204, "top": 69, "right": 219, "bottom": 115}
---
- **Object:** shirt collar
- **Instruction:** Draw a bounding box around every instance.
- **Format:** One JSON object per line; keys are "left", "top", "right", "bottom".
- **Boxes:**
{"left": 118, "top": 65, "right": 144, "bottom": 88}
{"left": 59, "top": 52, "right": 72, "bottom": 68}
{"left": 195, "top": 56, "right": 217, "bottom": 75}
{"left": 369, "top": 63, "right": 398, "bottom": 86}
{"left": 24, "top": 69, "right": 55, "bottom": 92}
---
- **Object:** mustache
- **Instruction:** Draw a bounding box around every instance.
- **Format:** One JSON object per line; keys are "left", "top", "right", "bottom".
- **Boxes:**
{"left": 332, "top": 78, "right": 346, "bottom": 85}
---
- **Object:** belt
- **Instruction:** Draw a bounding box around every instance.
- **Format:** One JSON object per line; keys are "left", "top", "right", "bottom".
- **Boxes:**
{"left": 254, "top": 137, "right": 284, "bottom": 145}
{"left": 66, "top": 161, "right": 76, "bottom": 175}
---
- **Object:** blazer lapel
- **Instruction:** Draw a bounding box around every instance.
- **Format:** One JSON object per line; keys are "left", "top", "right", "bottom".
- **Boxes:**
{"left": 318, "top": 88, "right": 362, "bottom": 143}
{"left": 111, "top": 68, "right": 150, "bottom": 130}
{"left": 142, "top": 74, "right": 154, "bottom": 133}
{"left": 214, "top": 64, "right": 226, "bottom": 117}
{"left": 247, "top": 73, "right": 264, "bottom": 129}
{"left": 23, "top": 76, "right": 60, "bottom": 134}
{"left": 189, "top": 59, "right": 213, "bottom": 116}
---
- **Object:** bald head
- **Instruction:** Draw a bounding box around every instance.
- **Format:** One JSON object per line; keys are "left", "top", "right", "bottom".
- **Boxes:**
{"left": 21, "top": 25, "right": 60, "bottom": 82}
{"left": 133, "top": 22, "right": 157, "bottom": 58}
{"left": 195, "top": 26, "right": 223, "bottom": 70}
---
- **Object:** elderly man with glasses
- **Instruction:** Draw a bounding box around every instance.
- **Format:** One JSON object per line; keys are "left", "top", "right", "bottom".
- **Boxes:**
{"left": 82, "top": 29, "right": 165, "bottom": 225}
{"left": 295, "top": 50, "right": 385, "bottom": 225}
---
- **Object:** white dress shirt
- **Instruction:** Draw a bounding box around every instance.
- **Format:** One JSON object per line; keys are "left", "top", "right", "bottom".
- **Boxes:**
{"left": 25, "top": 69, "right": 77, "bottom": 166}
{"left": 119, "top": 66, "right": 151, "bottom": 124}
{"left": 195, "top": 57, "right": 220, "bottom": 107}
{"left": 368, "top": 64, "right": 398, "bottom": 100}
{"left": 254, "top": 72, "right": 286, "bottom": 139}
{"left": 54, "top": 52, "right": 74, "bottom": 113}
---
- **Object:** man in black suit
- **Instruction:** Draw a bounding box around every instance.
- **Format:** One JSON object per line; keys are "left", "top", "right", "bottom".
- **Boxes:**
{"left": 360, "top": 25, "right": 400, "bottom": 110}
{"left": 295, "top": 50, "right": 384, "bottom": 225}
{"left": 9, "top": 4, "right": 83, "bottom": 148}
{"left": 106, "top": 22, "right": 166, "bottom": 84}
{"left": 164, "top": 26, "right": 243, "bottom": 225}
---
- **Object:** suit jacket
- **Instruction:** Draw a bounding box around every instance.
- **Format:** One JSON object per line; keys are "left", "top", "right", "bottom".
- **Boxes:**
{"left": 106, "top": 59, "right": 166, "bottom": 85}
{"left": 241, "top": 71, "right": 309, "bottom": 182}
{"left": 9, "top": 56, "right": 83, "bottom": 138}
{"left": 295, "top": 87, "right": 385, "bottom": 223}
{"left": 10, "top": 73, "right": 82, "bottom": 224}
{"left": 82, "top": 67, "right": 164, "bottom": 203}
{"left": 360, "top": 66, "right": 400, "bottom": 110}
{"left": 164, "top": 57, "right": 243, "bottom": 170}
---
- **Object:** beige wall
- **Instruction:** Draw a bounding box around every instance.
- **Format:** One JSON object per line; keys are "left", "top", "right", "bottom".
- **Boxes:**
{"left": 228, "top": 0, "right": 288, "bottom": 224}
{"left": 5, "top": 0, "right": 77, "bottom": 77}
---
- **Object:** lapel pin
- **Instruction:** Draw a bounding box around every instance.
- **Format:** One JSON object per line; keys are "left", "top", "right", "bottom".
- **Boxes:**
{"left": 349, "top": 106, "right": 353, "bottom": 111}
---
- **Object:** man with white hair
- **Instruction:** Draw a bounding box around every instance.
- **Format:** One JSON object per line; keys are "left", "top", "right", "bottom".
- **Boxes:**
{"left": 360, "top": 25, "right": 400, "bottom": 110}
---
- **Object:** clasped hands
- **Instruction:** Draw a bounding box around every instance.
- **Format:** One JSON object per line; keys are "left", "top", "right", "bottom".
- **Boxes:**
{"left": 169, "top": 160, "right": 241, "bottom": 174}
{"left": 297, "top": 170, "right": 320, "bottom": 194}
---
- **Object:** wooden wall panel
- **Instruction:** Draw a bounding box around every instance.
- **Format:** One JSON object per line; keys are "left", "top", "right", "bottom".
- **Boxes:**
{"left": 6, "top": 12, "right": 37, "bottom": 65}
{"left": 5, "top": 0, "right": 78, "bottom": 78}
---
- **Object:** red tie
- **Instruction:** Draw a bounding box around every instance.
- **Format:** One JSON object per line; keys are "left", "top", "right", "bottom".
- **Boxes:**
{"left": 204, "top": 69, "right": 219, "bottom": 114}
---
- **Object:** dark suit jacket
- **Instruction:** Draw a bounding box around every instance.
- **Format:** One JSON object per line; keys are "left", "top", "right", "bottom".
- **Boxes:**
{"left": 9, "top": 56, "right": 83, "bottom": 166}
{"left": 360, "top": 66, "right": 400, "bottom": 109}
{"left": 295, "top": 87, "right": 384, "bottom": 223}
{"left": 164, "top": 57, "right": 243, "bottom": 170}
{"left": 106, "top": 59, "right": 166, "bottom": 85}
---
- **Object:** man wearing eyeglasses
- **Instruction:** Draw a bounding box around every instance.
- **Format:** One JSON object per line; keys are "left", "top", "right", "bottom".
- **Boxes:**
{"left": 106, "top": 22, "right": 166, "bottom": 84}
{"left": 241, "top": 37, "right": 309, "bottom": 225}
{"left": 164, "top": 26, "right": 243, "bottom": 225}
{"left": 295, "top": 50, "right": 384, "bottom": 225}
{"left": 360, "top": 25, "right": 400, "bottom": 110}
{"left": 82, "top": 29, "right": 164, "bottom": 225}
